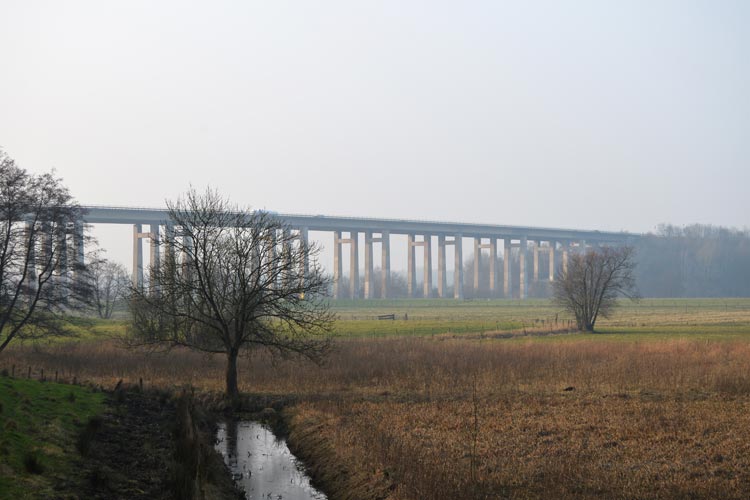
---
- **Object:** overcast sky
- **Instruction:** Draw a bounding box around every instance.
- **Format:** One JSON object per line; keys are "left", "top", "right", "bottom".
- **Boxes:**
{"left": 1, "top": 1, "right": 748, "bottom": 268}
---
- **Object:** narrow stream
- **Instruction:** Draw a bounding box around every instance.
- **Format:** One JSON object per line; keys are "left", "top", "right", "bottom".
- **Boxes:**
{"left": 215, "top": 420, "right": 327, "bottom": 500}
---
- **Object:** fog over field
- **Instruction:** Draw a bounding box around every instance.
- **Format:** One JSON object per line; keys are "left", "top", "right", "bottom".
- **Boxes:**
{"left": 1, "top": 1, "right": 748, "bottom": 272}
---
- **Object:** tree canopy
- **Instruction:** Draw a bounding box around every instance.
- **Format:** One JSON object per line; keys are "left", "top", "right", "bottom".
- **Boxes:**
{"left": 0, "top": 150, "right": 91, "bottom": 353}
{"left": 553, "top": 246, "right": 638, "bottom": 332}
{"left": 128, "top": 188, "right": 334, "bottom": 398}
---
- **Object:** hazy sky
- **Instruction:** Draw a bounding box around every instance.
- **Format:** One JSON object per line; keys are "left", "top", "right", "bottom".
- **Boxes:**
{"left": 1, "top": 1, "right": 748, "bottom": 268}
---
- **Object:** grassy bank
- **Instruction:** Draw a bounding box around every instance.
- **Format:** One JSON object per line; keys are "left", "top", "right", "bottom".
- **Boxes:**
{"left": 0, "top": 376, "right": 105, "bottom": 499}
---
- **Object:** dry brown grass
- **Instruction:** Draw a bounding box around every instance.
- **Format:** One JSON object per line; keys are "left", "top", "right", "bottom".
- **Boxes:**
{"left": 5, "top": 332, "right": 750, "bottom": 498}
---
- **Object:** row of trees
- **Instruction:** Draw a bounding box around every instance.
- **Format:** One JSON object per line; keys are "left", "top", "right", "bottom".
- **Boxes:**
{"left": 635, "top": 224, "right": 750, "bottom": 297}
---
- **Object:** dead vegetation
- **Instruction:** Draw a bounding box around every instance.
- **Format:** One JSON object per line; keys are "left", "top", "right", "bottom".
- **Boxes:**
{"left": 6, "top": 332, "right": 750, "bottom": 498}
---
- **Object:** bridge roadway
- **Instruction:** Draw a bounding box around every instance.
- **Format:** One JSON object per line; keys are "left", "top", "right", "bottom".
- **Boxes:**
{"left": 82, "top": 206, "right": 637, "bottom": 300}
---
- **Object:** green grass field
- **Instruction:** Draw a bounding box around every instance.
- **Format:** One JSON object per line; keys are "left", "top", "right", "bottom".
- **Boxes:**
{"left": 331, "top": 297, "right": 750, "bottom": 340}
{"left": 9, "top": 297, "right": 750, "bottom": 344}
{"left": 0, "top": 376, "right": 105, "bottom": 499}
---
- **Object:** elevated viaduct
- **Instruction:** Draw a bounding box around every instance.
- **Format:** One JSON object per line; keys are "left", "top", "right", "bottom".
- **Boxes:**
{"left": 81, "top": 206, "right": 637, "bottom": 300}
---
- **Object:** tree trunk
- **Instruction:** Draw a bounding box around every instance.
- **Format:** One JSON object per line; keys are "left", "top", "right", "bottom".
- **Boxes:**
{"left": 226, "top": 348, "right": 239, "bottom": 400}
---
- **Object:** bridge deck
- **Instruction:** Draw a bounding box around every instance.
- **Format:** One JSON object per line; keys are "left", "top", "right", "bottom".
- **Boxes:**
{"left": 81, "top": 206, "right": 636, "bottom": 242}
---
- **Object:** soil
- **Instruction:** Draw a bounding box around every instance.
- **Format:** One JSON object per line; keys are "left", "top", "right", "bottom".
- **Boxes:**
{"left": 50, "top": 386, "right": 243, "bottom": 500}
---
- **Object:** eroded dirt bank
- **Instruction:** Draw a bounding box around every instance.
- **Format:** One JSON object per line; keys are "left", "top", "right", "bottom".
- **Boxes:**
{"left": 56, "top": 385, "right": 243, "bottom": 499}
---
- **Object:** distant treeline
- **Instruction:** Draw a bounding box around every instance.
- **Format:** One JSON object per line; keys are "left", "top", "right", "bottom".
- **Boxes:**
{"left": 635, "top": 224, "right": 750, "bottom": 298}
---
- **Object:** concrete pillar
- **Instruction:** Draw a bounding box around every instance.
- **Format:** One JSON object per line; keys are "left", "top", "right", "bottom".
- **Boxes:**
{"left": 437, "top": 235, "right": 446, "bottom": 298}
{"left": 333, "top": 231, "right": 342, "bottom": 299}
{"left": 299, "top": 227, "right": 309, "bottom": 278}
{"left": 165, "top": 222, "right": 176, "bottom": 273}
{"left": 579, "top": 239, "right": 587, "bottom": 254}
{"left": 489, "top": 238, "right": 497, "bottom": 296}
{"left": 364, "top": 231, "right": 373, "bottom": 299}
{"left": 282, "top": 228, "right": 292, "bottom": 289}
{"left": 58, "top": 224, "right": 68, "bottom": 301}
{"left": 349, "top": 231, "right": 359, "bottom": 299}
{"left": 503, "top": 239, "right": 512, "bottom": 298}
{"left": 24, "top": 220, "right": 37, "bottom": 291}
{"left": 519, "top": 236, "right": 528, "bottom": 299}
{"left": 41, "top": 222, "right": 52, "bottom": 266}
{"left": 407, "top": 233, "right": 416, "bottom": 298}
{"left": 381, "top": 231, "right": 390, "bottom": 299}
{"left": 473, "top": 237, "right": 481, "bottom": 295}
{"left": 149, "top": 224, "right": 160, "bottom": 296}
{"left": 423, "top": 235, "right": 432, "bottom": 298}
{"left": 562, "top": 243, "right": 569, "bottom": 275}
{"left": 549, "top": 241, "right": 556, "bottom": 282}
{"left": 182, "top": 230, "right": 193, "bottom": 283}
{"left": 133, "top": 223, "right": 143, "bottom": 289}
{"left": 454, "top": 235, "right": 464, "bottom": 299}
{"left": 73, "top": 221, "right": 84, "bottom": 280}
{"left": 533, "top": 241, "right": 539, "bottom": 282}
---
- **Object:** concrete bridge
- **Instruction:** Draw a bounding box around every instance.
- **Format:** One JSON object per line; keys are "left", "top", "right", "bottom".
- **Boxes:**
{"left": 81, "top": 206, "right": 637, "bottom": 300}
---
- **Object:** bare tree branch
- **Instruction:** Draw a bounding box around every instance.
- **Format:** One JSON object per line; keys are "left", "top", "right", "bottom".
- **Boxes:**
{"left": 553, "top": 246, "right": 639, "bottom": 332}
{"left": 127, "top": 187, "right": 335, "bottom": 398}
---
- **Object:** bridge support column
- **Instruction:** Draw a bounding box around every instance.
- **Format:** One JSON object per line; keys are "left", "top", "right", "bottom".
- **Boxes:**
{"left": 533, "top": 241, "right": 539, "bottom": 283}
{"left": 473, "top": 237, "right": 481, "bottom": 296}
{"left": 165, "top": 222, "right": 176, "bottom": 270}
{"left": 503, "top": 239, "right": 512, "bottom": 298}
{"left": 333, "top": 231, "right": 342, "bottom": 299}
{"left": 299, "top": 227, "right": 309, "bottom": 278}
{"left": 182, "top": 229, "right": 194, "bottom": 282}
{"left": 519, "top": 236, "right": 528, "bottom": 299}
{"left": 562, "top": 243, "right": 569, "bottom": 276}
{"left": 149, "top": 224, "right": 160, "bottom": 296}
{"left": 489, "top": 238, "right": 497, "bottom": 296}
{"left": 349, "top": 231, "right": 359, "bottom": 299}
{"left": 437, "top": 235, "right": 446, "bottom": 298}
{"left": 423, "top": 235, "right": 432, "bottom": 298}
{"left": 549, "top": 241, "right": 556, "bottom": 282}
{"left": 364, "top": 231, "right": 373, "bottom": 299}
{"left": 454, "top": 235, "right": 463, "bottom": 299}
{"left": 579, "top": 239, "right": 587, "bottom": 254}
{"left": 381, "top": 231, "right": 390, "bottom": 299}
{"left": 73, "top": 221, "right": 85, "bottom": 284}
{"left": 133, "top": 224, "right": 143, "bottom": 289}
{"left": 24, "top": 220, "right": 37, "bottom": 291}
{"left": 58, "top": 225, "right": 69, "bottom": 301}
{"left": 407, "top": 234, "right": 416, "bottom": 298}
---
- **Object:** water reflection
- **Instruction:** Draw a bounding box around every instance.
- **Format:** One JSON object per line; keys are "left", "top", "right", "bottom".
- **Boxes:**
{"left": 215, "top": 420, "right": 327, "bottom": 500}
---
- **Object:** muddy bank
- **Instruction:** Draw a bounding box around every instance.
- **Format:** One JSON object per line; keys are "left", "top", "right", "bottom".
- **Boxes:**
{"left": 55, "top": 385, "right": 243, "bottom": 499}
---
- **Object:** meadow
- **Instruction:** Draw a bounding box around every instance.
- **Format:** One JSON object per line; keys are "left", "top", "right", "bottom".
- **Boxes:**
{"left": 3, "top": 298, "right": 750, "bottom": 499}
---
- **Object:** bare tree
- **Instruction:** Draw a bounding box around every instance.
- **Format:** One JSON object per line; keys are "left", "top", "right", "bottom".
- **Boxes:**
{"left": 87, "top": 256, "right": 129, "bottom": 319}
{"left": 128, "top": 188, "right": 334, "bottom": 399}
{"left": 0, "top": 150, "right": 91, "bottom": 353}
{"left": 552, "top": 246, "right": 638, "bottom": 332}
